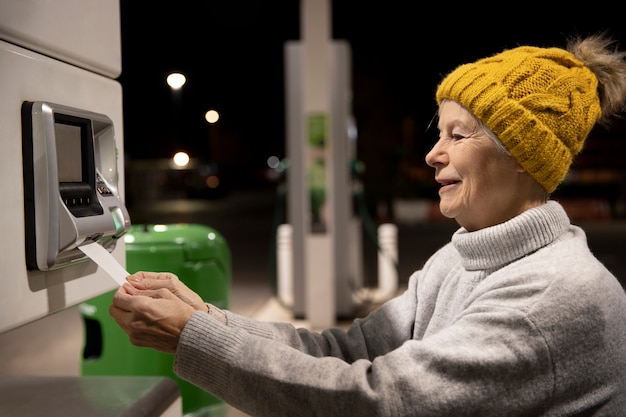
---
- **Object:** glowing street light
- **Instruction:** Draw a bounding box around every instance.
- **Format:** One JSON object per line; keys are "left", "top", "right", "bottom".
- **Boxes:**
{"left": 173, "top": 151, "right": 190, "bottom": 167}
{"left": 205, "top": 109, "right": 219, "bottom": 124}
{"left": 167, "top": 72, "right": 186, "bottom": 90}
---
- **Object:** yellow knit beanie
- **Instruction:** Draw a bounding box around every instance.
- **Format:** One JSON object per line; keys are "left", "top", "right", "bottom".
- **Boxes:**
{"left": 436, "top": 45, "right": 601, "bottom": 193}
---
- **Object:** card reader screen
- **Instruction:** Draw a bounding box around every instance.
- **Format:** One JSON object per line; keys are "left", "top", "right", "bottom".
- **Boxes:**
{"left": 52, "top": 112, "right": 103, "bottom": 218}
{"left": 55, "top": 123, "right": 83, "bottom": 182}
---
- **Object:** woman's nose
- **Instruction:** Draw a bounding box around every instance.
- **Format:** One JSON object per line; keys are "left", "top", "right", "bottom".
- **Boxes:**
{"left": 425, "top": 139, "right": 446, "bottom": 168}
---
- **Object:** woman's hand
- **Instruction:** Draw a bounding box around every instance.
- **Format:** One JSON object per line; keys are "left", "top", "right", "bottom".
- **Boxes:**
{"left": 109, "top": 272, "right": 204, "bottom": 354}
{"left": 127, "top": 271, "right": 209, "bottom": 312}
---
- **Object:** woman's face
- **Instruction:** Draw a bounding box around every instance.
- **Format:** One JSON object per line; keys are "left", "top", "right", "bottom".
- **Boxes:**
{"left": 425, "top": 101, "right": 535, "bottom": 231}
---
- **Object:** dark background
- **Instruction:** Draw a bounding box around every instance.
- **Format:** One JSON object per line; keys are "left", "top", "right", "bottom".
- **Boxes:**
{"left": 118, "top": 1, "right": 626, "bottom": 218}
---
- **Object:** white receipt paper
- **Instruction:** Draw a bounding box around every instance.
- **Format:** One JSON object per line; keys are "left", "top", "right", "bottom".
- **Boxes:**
{"left": 79, "top": 242, "right": 129, "bottom": 286}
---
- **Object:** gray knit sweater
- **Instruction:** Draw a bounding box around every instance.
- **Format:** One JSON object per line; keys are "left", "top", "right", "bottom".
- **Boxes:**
{"left": 174, "top": 201, "right": 626, "bottom": 416}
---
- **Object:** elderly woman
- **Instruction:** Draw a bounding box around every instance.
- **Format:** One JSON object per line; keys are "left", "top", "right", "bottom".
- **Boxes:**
{"left": 110, "top": 34, "right": 626, "bottom": 416}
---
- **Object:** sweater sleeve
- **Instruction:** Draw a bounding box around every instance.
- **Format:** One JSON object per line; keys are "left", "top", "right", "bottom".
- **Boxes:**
{"left": 173, "top": 272, "right": 555, "bottom": 417}
{"left": 217, "top": 275, "right": 419, "bottom": 361}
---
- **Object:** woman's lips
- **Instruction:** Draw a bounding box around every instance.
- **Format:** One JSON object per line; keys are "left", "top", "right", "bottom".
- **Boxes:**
{"left": 438, "top": 180, "right": 460, "bottom": 194}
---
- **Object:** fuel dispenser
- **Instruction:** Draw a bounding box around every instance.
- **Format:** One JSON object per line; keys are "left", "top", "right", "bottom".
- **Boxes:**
{"left": 2, "top": 2, "right": 183, "bottom": 415}
{"left": 282, "top": 35, "right": 399, "bottom": 327}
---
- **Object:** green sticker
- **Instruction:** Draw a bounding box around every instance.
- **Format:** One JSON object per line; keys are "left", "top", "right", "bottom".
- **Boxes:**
{"left": 308, "top": 113, "right": 327, "bottom": 148}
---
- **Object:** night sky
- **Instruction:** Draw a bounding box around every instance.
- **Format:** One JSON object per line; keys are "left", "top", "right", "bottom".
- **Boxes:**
{"left": 118, "top": 1, "right": 626, "bottom": 189}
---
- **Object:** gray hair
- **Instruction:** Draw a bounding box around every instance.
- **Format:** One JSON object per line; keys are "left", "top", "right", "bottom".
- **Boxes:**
{"left": 477, "top": 117, "right": 511, "bottom": 156}
{"left": 438, "top": 98, "right": 511, "bottom": 155}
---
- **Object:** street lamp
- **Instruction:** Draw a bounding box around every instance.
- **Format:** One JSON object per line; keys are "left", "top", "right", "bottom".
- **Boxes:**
{"left": 205, "top": 109, "right": 220, "bottom": 163}
{"left": 205, "top": 109, "right": 219, "bottom": 124}
{"left": 167, "top": 72, "right": 186, "bottom": 143}
{"left": 173, "top": 151, "right": 190, "bottom": 168}
{"left": 166, "top": 72, "right": 186, "bottom": 90}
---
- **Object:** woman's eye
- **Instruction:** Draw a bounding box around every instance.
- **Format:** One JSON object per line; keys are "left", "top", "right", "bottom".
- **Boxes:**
{"left": 452, "top": 134, "right": 466, "bottom": 141}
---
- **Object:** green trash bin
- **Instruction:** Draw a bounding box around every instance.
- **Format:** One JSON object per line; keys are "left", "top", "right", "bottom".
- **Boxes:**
{"left": 80, "top": 223, "right": 231, "bottom": 417}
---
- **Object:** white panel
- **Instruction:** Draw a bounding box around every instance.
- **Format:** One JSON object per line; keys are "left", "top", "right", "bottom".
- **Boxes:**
{"left": 0, "top": 0, "right": 121, "bottom": 78}
{"left": 0, "top": 39, "right": 125, "bottom": 333}
{"left": 284, "top": 41, "right": 307, "bottom": 317}
{"left": 330, "top": 41, "right": 355, "bottom": 316}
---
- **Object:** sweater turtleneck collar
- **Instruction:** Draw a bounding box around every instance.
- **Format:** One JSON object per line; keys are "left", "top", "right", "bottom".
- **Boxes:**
{"left": 451, "top": 201, "right": 571, "bottom": 271}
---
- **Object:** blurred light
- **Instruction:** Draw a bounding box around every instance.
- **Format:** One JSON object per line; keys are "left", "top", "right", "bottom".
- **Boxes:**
{"left": 167, "top": 72, "right": 186, "bottom": 90}
{"left": 173, "top": 151, "right": 190, "bottom": 167}
{"left": 279, "top": 157, "right": 291, "bottom": 172}
{"left": 153, "top": 225, "right": 168, "bottom": 232}
{"left": 267, "top": 155, "right": 280, "bottom": 169}
{"left": 205, "top": 109, "right": 220, "bottom": 124}
{"left": 79, "top": 303, "right": 96, "bottom": 315}
{"left": 206, "top": 175, "right": 220, "bottom": 188}
{"left": 348, "top": 120, "right": 358, "bottom": 141}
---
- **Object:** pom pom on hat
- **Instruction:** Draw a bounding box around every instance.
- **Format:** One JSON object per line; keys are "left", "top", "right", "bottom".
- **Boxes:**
{"left": 436, "top": 45, "right": 602, "bottom": 193}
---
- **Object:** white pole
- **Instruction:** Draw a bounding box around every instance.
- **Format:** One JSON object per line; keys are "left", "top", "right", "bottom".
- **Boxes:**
{"left": 351, "top": 223, "right": 399, "bottom": 306}
{"left": 277, "top": 224, "right": 294, "bottom": 308}
{"left": 377, "top": 223, "right": 398, "bottom": 298}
